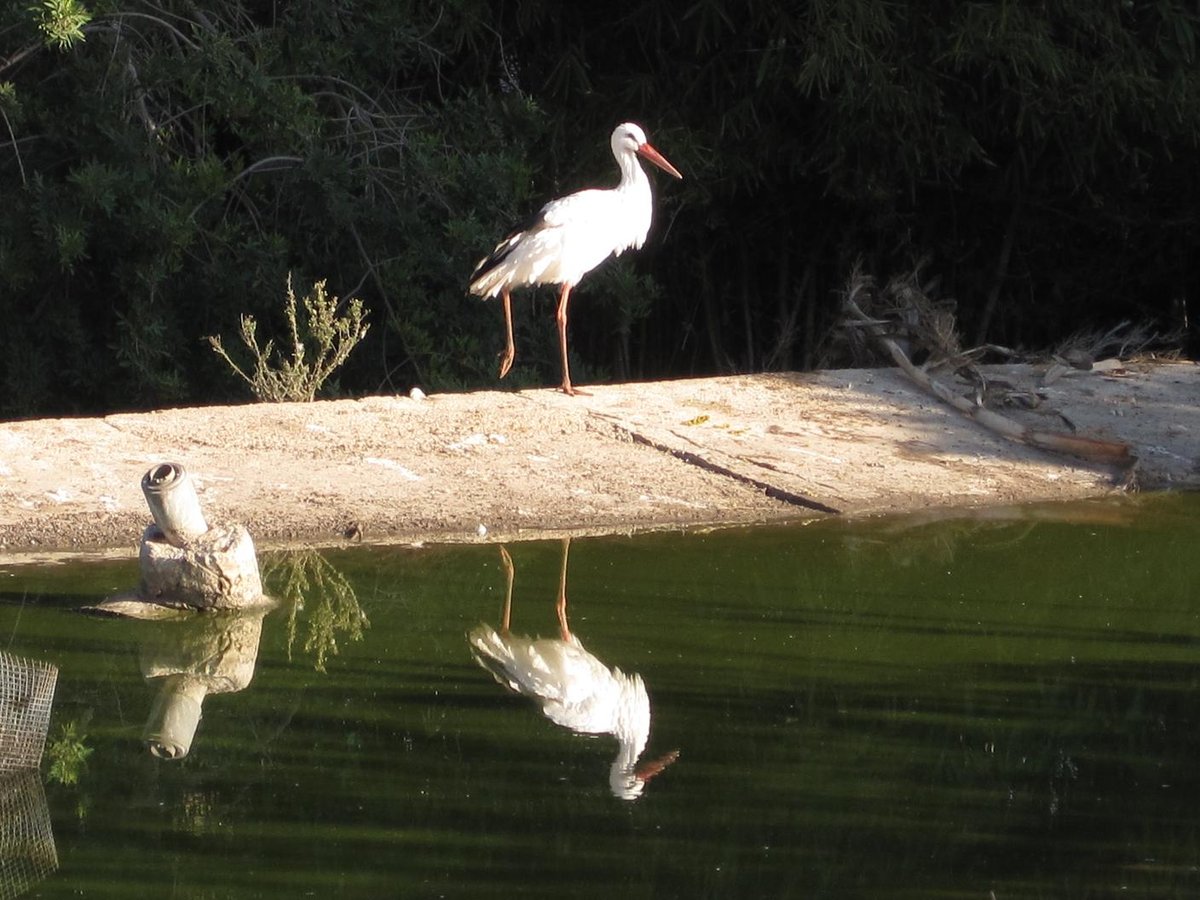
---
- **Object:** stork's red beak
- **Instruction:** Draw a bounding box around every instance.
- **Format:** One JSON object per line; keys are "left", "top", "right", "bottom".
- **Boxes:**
{"left": 634, "top": 749, "right": 680, "bottom": 783}
{"left": 637, "top": 143, "right": 683, "bottom": 180}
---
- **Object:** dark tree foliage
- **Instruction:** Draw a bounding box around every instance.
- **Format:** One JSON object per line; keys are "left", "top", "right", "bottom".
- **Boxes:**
{"left": 1, "top": 0, "right": 1197, "bottom": 416}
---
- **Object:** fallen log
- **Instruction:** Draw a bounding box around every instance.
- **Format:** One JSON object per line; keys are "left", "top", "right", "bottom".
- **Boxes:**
{"left": 843, "top": 284, "right": 1136, "bottom": 470}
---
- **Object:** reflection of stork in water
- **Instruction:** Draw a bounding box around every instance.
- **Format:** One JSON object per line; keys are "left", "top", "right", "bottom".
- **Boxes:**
{"left": 469, "top": 539, "right": 678, "bottom": 800}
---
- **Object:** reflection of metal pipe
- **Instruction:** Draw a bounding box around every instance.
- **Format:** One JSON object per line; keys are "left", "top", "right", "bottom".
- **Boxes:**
{"left": 140, "top": 608, "right": 267, "bottom": 759}
{"left": 143, "top": 674, "right": 209, "bottom": 759}
{"left": 141, "top": 463, "right": 208, "bottom": 547}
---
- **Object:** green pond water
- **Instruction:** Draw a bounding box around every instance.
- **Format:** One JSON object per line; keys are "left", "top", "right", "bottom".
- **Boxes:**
{"left": 1, "top": 494, "right": 1199, "bottom": 898}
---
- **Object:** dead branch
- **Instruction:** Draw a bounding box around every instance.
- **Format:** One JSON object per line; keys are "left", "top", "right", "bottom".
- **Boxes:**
{"left": 0, "top": 105, "right": 26, "bottom": 186}
{"left": 1051, "top": 320, "right": 1184, "bottom": 368}
{"left": 842, "top": 272, "right": 1136, "bottom": 469}
{"left": 0, "top": 43, "right": 39, "bottom": 79}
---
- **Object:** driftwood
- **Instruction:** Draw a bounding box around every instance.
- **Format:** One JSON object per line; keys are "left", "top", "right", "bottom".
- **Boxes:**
{"left": 842, "top": 276, "right": 1136, "bottom": 469}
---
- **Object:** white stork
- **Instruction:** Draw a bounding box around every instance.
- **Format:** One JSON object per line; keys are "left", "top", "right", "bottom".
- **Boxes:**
{"left": 468, "top": 122, "right": 683, "bottom": 395}
{"left": 468, "top": 540, "right": 679, "bottom": 800}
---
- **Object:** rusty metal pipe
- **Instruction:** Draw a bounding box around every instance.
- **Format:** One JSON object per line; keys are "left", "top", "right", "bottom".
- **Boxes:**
{"left": 140, "top": 463, "right": 208, "bottom": 547}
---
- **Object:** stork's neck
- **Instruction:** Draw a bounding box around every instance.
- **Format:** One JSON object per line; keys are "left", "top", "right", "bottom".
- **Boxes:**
{"left": 611, "top": 670, "right": 650, "bottom": 760}
{"left": 609, "top": 719, "right": 651, "bottom": 800}
{"left": 605, "top": 669, "right": 652, "bottom": 800}
{"left": 615, "top": 148, "right": 650, "bottom": 194}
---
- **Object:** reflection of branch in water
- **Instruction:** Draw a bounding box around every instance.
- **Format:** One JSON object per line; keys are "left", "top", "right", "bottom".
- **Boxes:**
{"left": 262, "top": 550, "right": 368, "bottom": 673}
{"left": 45, "top": 717, "right": 93, "bottom": 787}
{"left": 846, "top": 501, "right": 1140, "bottom": 569}
{"left": 844, "top": 522, "right": 1008, "bottom": 570}
{"left": 469, "top": 539, "right": 678, "bottom": 801}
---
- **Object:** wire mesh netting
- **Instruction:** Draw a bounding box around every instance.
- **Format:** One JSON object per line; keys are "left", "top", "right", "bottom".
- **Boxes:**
{"left": 0, "top": 651, "right": 59, "bottom": 896}
{"left": 0, "top": 770, "right": 57, "bottom": 900}
{"left": 0, "top": 652, "right": 57, "bottom": 774}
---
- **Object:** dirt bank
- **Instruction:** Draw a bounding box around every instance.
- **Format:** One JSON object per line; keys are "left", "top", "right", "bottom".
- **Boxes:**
{"left": 0, "top": 362, "right": 1194, "bottom": 562}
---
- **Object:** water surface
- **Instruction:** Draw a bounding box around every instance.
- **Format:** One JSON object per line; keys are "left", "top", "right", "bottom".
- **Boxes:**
{"left": 1, "top": 494, "right": 1198, "bottom": 898}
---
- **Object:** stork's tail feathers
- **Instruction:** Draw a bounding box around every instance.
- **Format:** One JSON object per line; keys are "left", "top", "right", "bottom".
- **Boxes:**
{"left": 468, "top": 246, "right": 512, "bottom": 297}
{"left": 468, "top": 624, "right": 524, "bottom": 693}
{"left": 469, "top": 216, "right": 537, "bottom": 297}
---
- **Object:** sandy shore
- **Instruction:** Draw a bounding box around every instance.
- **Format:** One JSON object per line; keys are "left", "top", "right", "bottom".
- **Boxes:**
{"left": 1, "top": 362, "right": 1195, "bottom": 562}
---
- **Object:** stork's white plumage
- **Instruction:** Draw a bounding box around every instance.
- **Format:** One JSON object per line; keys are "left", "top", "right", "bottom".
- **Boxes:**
{"left": 469, "top": 122, "right": 683, "bottom": 395}
{"left": 468, "top": 541, "right": 678, "bottom": 800}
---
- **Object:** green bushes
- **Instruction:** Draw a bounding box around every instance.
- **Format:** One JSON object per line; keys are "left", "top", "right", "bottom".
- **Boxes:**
{"left": 0, "top": 1, "right": 545, "bottom": 414}
{"left": 207, "top": 274, "right": 369, "bottom": 403}
{"left": 1, "top": 1, "right": 1197, "bottom": 416}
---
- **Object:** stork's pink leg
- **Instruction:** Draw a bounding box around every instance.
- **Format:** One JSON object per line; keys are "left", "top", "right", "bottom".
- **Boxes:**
{"left": 555, "top": 284, "right": 588, "bottom": 396}
{"left": 499, "top": 545, "right": 515, "bottom": 634}
{"left": 498, "top": 288, "right": 515, "bottom": 379}
{"left": 555, "top": 537, "right": 572, "bottom": 641}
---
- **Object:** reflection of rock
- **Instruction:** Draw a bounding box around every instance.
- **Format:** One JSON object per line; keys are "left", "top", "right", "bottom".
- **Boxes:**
{"left": 140, "top": 609, "right": 267, "bottom": 759}
{"left": 469, "top": 540, "right": 677, "bottom": 801}
{"left": 0, "top": 770, "right": 58, "bottom": 897}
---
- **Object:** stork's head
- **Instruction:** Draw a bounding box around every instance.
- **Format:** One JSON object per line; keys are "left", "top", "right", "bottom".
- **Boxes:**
{"left": 611, "top": 122, "right": 648, "bottom": 156}
{"left": 612, "top": 122, "right": 683, "bottom": 180}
